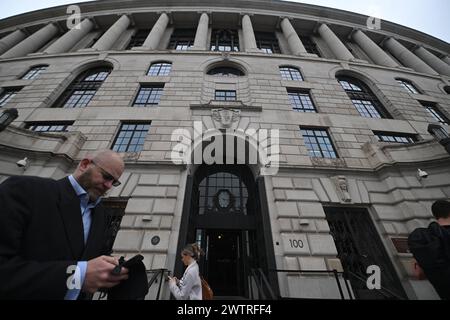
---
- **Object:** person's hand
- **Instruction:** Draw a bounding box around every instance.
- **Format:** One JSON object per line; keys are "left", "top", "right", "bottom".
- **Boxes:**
{"left": 168, "top": 276, "right": 178, "bottom": 285}
{"left": 82, "top": 256, "right": 129, "bottom": 294}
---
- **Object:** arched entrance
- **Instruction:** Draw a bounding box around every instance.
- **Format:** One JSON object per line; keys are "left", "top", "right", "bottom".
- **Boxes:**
{"left": 176, "top": 163, "right": 277, "bottom": 298}
{"left": 173, "top": 127, "right": 279, "bottom": 298}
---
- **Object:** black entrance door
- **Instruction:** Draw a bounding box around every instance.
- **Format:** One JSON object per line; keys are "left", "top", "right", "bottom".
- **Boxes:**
{"left": 324, "top": 207, "right": 407, "bottom": 300}
{"left": 205, "top": 230, "right": 243, "bottom": 296}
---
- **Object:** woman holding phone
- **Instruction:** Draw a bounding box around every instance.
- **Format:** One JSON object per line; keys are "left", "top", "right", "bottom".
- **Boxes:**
{"left": 168, "top": 243, "right": 203, "bottom": 300}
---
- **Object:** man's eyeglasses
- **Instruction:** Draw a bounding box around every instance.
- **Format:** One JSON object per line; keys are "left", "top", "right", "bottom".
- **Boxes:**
{"left": 91, "top": 160, "right": 121, "bottom": 187}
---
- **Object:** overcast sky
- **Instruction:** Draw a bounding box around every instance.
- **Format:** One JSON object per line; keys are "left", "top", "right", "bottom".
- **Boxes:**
{"left": 0, "top": 0, "right": 448, "bottom": 43}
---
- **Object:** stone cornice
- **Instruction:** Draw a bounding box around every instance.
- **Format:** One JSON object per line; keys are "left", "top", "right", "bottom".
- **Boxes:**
{"left": 0, "top": 0, "right": 448, "bottom": 55}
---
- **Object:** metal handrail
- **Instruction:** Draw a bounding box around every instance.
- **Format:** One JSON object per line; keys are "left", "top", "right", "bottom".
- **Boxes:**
{"left": 269, "top": 269, "right": 353, "bottom": 300}
{"left": 345, "top": 270, "right": 405, "bottom": 300}
{"left": 249, "top": 268, "right": 276, "bottom": 300}
{"left": 146, "top": 268, "right": 170, "bottom": 300}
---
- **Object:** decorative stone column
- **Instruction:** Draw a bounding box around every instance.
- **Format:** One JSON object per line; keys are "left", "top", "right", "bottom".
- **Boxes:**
{"left": 280, "top": 18, "right": 307, "bottom": 56}
{"left": 142, "top": 12, "right": 170, "bottom": 50}
{"left": 1, "top": 23, "right": 59, "bottom": 59}
{"left": 413, "top": 46, "right": 450, "bottom": 77}
{"left": 92, "top": 15, "right": 131, "bottom": 51}
{"left": 317, "top": 23, "right": 354, "bottom": 61}
{"left": 44, "top": 19, "right": 95, "bottom": 54}
{"left": 0, "top": 30, "right": 27, "bottom": 55}
{"left": 383, "top": 37, "right": 438, "bottom": 75}
{"left": 241, "top": 14, "right": 259, "bottom": 52}
{"left": 351, "top": 29, "right": 398, "bottom": 68}
{"left": 191, "top": 13, "right": 209, "bottom": 50}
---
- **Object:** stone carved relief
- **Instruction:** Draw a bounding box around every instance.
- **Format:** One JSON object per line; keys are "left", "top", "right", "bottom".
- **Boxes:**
{"left": 211, "top": 108, "right": 240, "bottom": 129}
{"left": 331, "top": 175, "right": 352, "bottom": 203}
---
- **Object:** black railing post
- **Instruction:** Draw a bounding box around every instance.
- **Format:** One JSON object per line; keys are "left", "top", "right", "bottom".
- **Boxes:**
{"left": 156, "top": 269, "right": 165, "bottom": 300}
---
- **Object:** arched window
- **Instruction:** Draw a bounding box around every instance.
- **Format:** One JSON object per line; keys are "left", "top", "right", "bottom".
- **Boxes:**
{"left": 338, "top": 76, "right": 391, "bottom": 119}
{"left": 279, "top": 66, "right": 303, "bottom": 81}
{"left": 207, "top": 66, "right": 244, "bottom": 77}
{"left": 147, "top": 62, "right": 172, "bottom": 76}
{"left": 396, "top": 78, "right": 420, "bottom": 94}
{"left": 198, "top": 171, "right": 250, "bottom": 215}
{"left": 21, "top": 65, "right": 49, "bottom": 80}
{"left": 54, "top": 67, "right": 111, "bottom": 108}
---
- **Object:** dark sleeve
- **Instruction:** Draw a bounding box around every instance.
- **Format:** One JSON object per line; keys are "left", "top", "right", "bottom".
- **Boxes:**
{"left": 0, "top": 176, "right": 76, "bottom": 300}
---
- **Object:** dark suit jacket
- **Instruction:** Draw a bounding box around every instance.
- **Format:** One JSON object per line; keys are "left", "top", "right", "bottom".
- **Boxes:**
{"left": 0, "top": 176, "right": 110, "bottom": 300}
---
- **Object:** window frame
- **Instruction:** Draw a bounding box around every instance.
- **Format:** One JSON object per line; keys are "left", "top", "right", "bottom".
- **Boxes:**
{"left": 287, "top": 89, "right": 317, "bottom": 113}
{"left": 396, "top": 79, "right": 420, "bottom": 94}
{"left": 420, "top": 101, "right": 449, "bottom": 125}
{"left": 111, "top": 122, "right": 151, "bottom": 153}
{"left": 54, "top": 67, "right": 112, "bottom": 108}
{"left": 373, "top": 131, "right": 418, "bottom": 144}
{"left": 21, "top": 65, "right": 49, "bottom": 80}
{"left": 279, "top": 66, "right": 304, "bottom": 81}
{"left": 147, "top": 62, "right": 172, "bottom": 76}
{"left": 0, "top": 87, "right": 22, "bottom": 107}
{"left": 214, "top": 90, "right": 237, "bottom": 101}
{"left": 133, "top": 84, "right": 165, "bottom": 107}
{"left": 26, "top": 121, "right": 74, "bottom": 132}
{"left": 300, "top": 127, "right": 338, "bottom": 159}
{"left": 338, "top": 76, "right": 391, "bottom": 119}
{"left": 210, "top": 29, "right": 240, "bottom": 52}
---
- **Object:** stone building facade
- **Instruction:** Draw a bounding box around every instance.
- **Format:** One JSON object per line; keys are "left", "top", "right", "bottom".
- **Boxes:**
{"left": 0, "top": 0, "right": 449, "bottom": 300}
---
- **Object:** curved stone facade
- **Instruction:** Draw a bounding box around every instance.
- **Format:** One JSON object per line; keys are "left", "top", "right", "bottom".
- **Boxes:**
{"left": 0, "top": 0, "right": 449, "bottom": 300}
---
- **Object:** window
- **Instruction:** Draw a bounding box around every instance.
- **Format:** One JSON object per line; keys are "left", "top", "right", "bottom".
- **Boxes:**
{"left": 112, "top": 123, "right": 151, "bottom": 153}
{"left": 215, "top": 90, "right": 236, "bottom": 101}
{"left": 300, "top": 127, "right": 338, "bottom": 158}
{"left": 198, "top": 172, "right": 249, "bottom": 215}
{"left": 126, "top": 29, "right": 150, "bottom": 49}
{"left": 300, "top": 36, "right": 321, "bottom": 56}
{"left": 421, "top": 102, "right": 449, "bottom": 125}
{"left": 133, "top": 85, "right": 164, "bottom": 107}
{"left": 338, "top": 76, "right": 390, "bottom": 119}
{"left": 255, "top": 32, "right": 280, "bottom": 54}
{"left": 168, "top": 29, "right": 196, "bottom": 50}
{"left": 0, "top": 87, "right": 21, "bottom": 107}
{"left": 55, "top": 67, "right": 111, "bottom": 108}
{"left": 279, "top": 66, "right": 303, "bottom": 81}
{"left": 444, "top": 86, "right": 450, "bottom": 94}
{"left": 22, "top": 65, "right": 48, "bottom": 80}
{"left": 207, "top": 67, "right": 244, "bottom": 77}
{"left": 287, "top": 90, "right": 317, "bottom": 112}
{"left": 211, "top": 29, "right": 239, "bottom": 52}
{"left": 26, "top": 122, "right": 73, "bottom": 132}
{"left": 147, "top": 62, "right": 172, "bottom": 76}
{"left": 374, "top": 131, "right": 418, "bottom": 144}
{"left": 396, "top": 79, "right": 420, "bottom": 94}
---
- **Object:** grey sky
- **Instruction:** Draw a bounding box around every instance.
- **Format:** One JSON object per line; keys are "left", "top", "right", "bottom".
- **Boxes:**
{"left": 0, "top": 0, "right": 448, "bottom": 43}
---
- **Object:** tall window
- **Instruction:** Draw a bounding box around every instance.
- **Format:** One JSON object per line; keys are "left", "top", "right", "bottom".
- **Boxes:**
{"left": 374, "top": 131, "right": 417, "bottom": 144}
{"left": 55, "top": 67, "right": 111, "bottom": 108}
{"left": 211, "top": 29, "right": 239, "bottom": 52}
{"left": 300, "top": 127, "right": 338, "bottom": 159}
{"left": 421, "top": 102, "right": 449, "bottom": 125}
{"left": 147, "top": 62, "right": 172, "bottom": 76}
{"left": 207, "top": 66, "right": 244, "bottom": 77}
{"left": 396, "top": 79, "right": 420, "bottom": 94}
{"left": 215, "top": 90, "right": 236, "bottom": 101}
{"left": 279, "top": 66, "right": 303, "bottom": 81}
{"left": 0, "top": 87, "right": 22, "bottom": 107}
{"left": 112, "top": 123, "right": 151, "bottom": 153}
{"left": 26, "top": 121, "right": 73, "bottom": 132}
{"left": 300, "top": 36, "right": 321, "bottom": 56}
{"left": 255, "top": 32, "right": 280, "bottom": 54}
{"left": 126, "top": 29, "right": 150, "bottom": 49}
{"left": 338, "top": 76, "right": 390, "bottom": 119}
{"left": 287, "top": 90, "right": 317, "bottom": 113}
{"left": 168, "top": 29, "right": 196, "bottom": 50}
{"left": 133, "top": 85, "right": 164, "bottom": 107}
{"left": 22, "top": 65, "right": 48, "bottom": 80}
